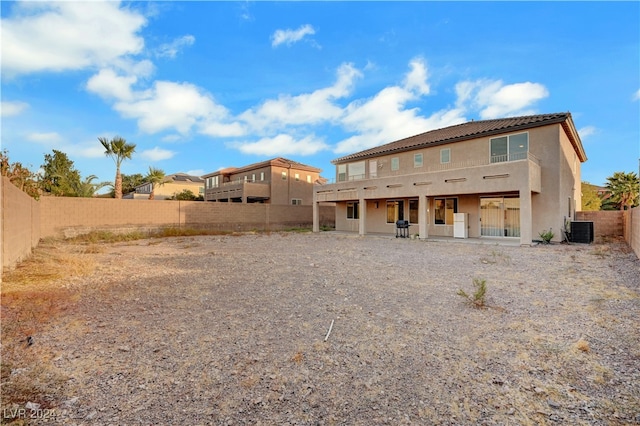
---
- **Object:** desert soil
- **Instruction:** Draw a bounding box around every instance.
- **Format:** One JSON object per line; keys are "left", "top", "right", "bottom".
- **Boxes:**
{"left": 4, "top": 232, "right": 640, "bottom": 425}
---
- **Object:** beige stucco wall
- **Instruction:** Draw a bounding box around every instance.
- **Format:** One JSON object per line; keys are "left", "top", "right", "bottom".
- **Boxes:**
{"left": 2, "top": 176, "right": 41, "bottom": 269}
{"left": 269, "top": 166, "right": 319, "bottom": 205}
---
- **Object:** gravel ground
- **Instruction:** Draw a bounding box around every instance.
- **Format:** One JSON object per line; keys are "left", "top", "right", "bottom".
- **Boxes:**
{"left": 8, "top": 232, "right": 640, "bottom": 425}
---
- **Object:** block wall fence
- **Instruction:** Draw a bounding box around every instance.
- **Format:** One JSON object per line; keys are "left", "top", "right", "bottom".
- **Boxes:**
{"left": 3, "top": 177, "right": 638, "bottom": 269}
{"left": 2, "top": 177, "right": 335, "bottom": 269}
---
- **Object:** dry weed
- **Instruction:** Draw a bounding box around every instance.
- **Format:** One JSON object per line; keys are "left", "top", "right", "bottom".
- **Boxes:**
{"left": 576, "top": 338, "right": 590, "bottom": 353}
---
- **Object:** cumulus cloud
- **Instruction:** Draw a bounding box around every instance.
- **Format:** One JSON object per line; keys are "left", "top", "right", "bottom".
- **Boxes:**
{"left": 271, "top": 24, "right": 316, "bottom": 48}
{"left": 26, "top": 132, "right": 63, "bottom": 144}
{"left": 232, "top": 134, "right": 329, "bottom": 156}
{"left": 114, "top": 81, "right": 231, "bottom": 135}
{"left": 578, "top": 126, "right": 597, "bottom": 139}
{"left": 86, "top": 68, "right": 138, "bottom": 102}
{"left": 156, "top": 35, "right": 195, "bottom": 59}
{"left": 1, "top": 101, "right": 29, "bottom": 117}
{"left": 139, "top": 147, "right": 176, "bottom": 161}
{"left": 1, "top": 1, "right": 146, "bottom": 77}
{"left": 241, "top": 63, "right": 361, "bottom": 131}
{"left": 456, "top": 79, "right": 549, "bottom": 119}
{"left": 334, "top": 58, "right": 459, "bottom": 154}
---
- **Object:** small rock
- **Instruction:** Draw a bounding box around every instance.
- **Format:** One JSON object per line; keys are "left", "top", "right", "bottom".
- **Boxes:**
{"left": 534, "top": 387, "right": 545, "bottom": 394}
{"left": 547, "top": 399, "right": 561, "bottom": 409}
{"left": 118, "top": 346, "right": 130, "bottom": 352}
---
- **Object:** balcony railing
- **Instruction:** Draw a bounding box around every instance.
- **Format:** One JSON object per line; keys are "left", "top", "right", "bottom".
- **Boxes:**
{"left": 319, "top": 153, "right": 540, "bottom": 184}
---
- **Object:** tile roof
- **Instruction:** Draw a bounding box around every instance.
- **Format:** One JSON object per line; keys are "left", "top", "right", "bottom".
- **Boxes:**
{"left": 203, "top": 157, "right": 321, "bottom": 177}
{"left": 333, "top": 112, "right": 584, "bottom": 163}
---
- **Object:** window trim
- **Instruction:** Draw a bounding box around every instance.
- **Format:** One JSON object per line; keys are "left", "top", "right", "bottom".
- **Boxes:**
{"left": 414, "top": 153, "right": 423, "bottom": 168}
{"left": 391, "top": 157, "right": 399, "bottom": 171}
{"left": 440, "top": 148, "right": 451, "bottom": 164}
{"left": 434, "top": 197, "right": 458, "bottom": 225}
{"left": 347, "top": 201, "right": 359, "bottom": 219}
{"left": 490, "top": 132, "right": 529, "bottom": 163}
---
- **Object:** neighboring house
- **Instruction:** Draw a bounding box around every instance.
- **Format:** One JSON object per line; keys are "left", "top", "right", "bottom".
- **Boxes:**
{"left": 125, "top": 173, "right": 205, "bottom": 200}
{"left": 203, "top": 157, "right": 322, "bottom": 205}
{"left": 313, "top": 112, "right": 587, "bottom": 245}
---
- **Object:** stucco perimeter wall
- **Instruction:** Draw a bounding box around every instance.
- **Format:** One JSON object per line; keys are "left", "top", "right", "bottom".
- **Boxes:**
{"left": 2, "top": 176, "right": 41, "bottom": 269}
{"left": 40, "top": 197, "right": 336, "bottom": 238}
{"left": 575, "top": 211, "right": 623, "bottom": 238}
{"left": 623, "top": 208, "right": 640, "bottom": 259}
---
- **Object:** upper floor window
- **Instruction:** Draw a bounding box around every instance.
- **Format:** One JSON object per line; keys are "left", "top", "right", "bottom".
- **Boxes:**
{"left": 291, "top": 198, "right": 302, "bottom": 205}
{"left": 369, "top": 160, "right": 377, "bottom": 178}
{"left": 348, "top": 161, "right": 365, "bottom": 180}
{"left": 490, "top": 132, "right": 528, "bottom": 163}
{"left": 282, "top": 171, "right": 287, "bottom": 180}
{"left": 260, "top": 172, "right": 265, "bottom": 181}
{"left": 307, "top": 175, "right": 312, "bottom": 183}
{"left": 440, "top": 148, "right": 450, "bottom": 164}
{"left": 391, "top": 157, "right": 399, "bottom": 171}
{"left": 337, "top": 164, "right": 347, "bottom": 182}
{"left": 295, "top": 173, "right": 300, "bottom": 181}
{"left": 414, "top": 153, "right": 423, "bottom": 168}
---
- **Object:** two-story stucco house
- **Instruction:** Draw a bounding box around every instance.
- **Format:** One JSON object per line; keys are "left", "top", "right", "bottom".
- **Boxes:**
{"left": 125, "top": 173, "right": 205, "bottom": 200}
{"left": 203, "top": 157, "right": 322, "bottom": 205}
{"left": 313, "top": 112, "right": 586, "bottom": 245}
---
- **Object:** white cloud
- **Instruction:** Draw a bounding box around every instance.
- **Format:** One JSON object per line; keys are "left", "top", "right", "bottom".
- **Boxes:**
{"left": 139, "top": 147, "right": 176, "bottom": 161}
{"left": 241, "top": 62, "right": 362, "bottom": 131}
{"left": 184, "top": 169, "right": 205, "bottom": 177}
{"left": 456, "top": 79, "right": 549, "bottom": 119}
{"left": 26, "top": 132, "right": 63, "bottom": 144}
{"left": 67, "top": 144, "right": 106, "bottom": 159}
{"left": 271, "top": 24, "right": 316, "bottom": 48}
{"left": 1, "top": 1, "right": 146, "bottom": 77}
{"left": 156, "top": 35, "right": 195, "bottom": 59}
{"left": 114, "top": 80, "right": 231, "bottom": 134}
{"left": 232, "top": 134, "right": 329, "bottom": 156}
{"left": 578, "top": 126, "right": 597, "bottom": 139}
{"left": 86, "top": 68, "right": 138, "bottom": 101}
{"left": 1, "top": 101, "right": 29, "bottom": 117}
{"left": 403, "top": 57, "right": 430, "bottom": 96}
{"left": 634, "top": 89, "right": 640, "bottom": 101}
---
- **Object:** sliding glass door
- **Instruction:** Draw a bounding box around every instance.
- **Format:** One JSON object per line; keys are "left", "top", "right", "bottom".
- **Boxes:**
{"left": 480, "top": 197, "right": 520, "bottom": 237}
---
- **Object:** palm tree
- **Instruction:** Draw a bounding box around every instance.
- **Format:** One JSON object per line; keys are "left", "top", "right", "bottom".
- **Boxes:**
{"left": 98, "top": 136, "right": 136, "bottom": 199}
{"left": 72, "top": 175, "right": 111, "bottom": 198}
{"left": 605, "top": 171, "right": 639, "bottom": 210}
{"left": 144, "top": 167, "right": 166, "bottom": 200}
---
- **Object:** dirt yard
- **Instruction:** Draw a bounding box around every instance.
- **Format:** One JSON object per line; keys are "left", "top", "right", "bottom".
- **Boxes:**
{"left": 2, "top": 232, "right": 639, "bottom": 425}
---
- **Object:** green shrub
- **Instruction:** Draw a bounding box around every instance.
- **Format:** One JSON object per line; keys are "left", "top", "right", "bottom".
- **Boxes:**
{"left": 457, "top": 278, "right": 487, "bottom": 308}
{"left": 539, "top": 228, "right": 554, "bottom": 244}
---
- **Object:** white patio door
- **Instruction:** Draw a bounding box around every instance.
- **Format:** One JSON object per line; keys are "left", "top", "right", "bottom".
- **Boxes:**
{"left": 480, "top": 197, "right": 520, "bottom": 237}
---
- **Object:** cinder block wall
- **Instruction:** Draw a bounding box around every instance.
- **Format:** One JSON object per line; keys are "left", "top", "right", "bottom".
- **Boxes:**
{"left": 625, "top": 208, "right": 640, "bottom": 259}
{"left": 575, "top": 211, "right": 623, "bottom": 238}
{"left": 2, "top": 177, "right": 41, "bottom": 269}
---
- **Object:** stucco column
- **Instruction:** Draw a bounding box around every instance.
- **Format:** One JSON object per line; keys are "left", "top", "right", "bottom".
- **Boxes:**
{"left": 519, "top": 187, "right": 533, "bottom": 246}
{"left": 312, "top": 200, "right": 320, "bottom": 233}
{"left": 358, "top": 196, "right": 367, "bottom": 236}
{"left": 418, "top": 194, "right": 428, "bottom": 239}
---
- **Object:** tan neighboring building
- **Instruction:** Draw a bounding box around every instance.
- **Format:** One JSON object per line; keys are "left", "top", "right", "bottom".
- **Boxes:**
{"left": 203, "top": 157, "right": 322, "bottom": 205}
{"left": 126, "top": 173, "right": 204, "bottom": 200}
{"left": 313, "top": 112, "right": 587, "bottom": 245}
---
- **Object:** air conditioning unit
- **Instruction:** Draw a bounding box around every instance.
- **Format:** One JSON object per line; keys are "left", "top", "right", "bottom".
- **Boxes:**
{"left": 570, "top": 221, "right": 594, "bottom": 244}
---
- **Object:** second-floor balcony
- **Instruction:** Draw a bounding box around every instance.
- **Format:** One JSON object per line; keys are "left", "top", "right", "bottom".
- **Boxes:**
{"left": 205, "top": 180, "right": 270, "bottom": 202}
{"left": 315, "top": 153, "right": 541, "bottom": 202}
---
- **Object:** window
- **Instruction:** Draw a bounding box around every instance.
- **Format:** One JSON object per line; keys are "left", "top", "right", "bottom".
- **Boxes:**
{"left": 338, "top": 164, "right": 347, "bottom": 182}
{"left": 491, "top": 132, "right": 528, "bottom": 163}
{"left": 260, "top": 172, "right": 265, "bottom": 181}
{"left": 347, "top": 201, "right": 359, "bottom": 219}
{"left": 391, "top": 157, "right": 399, "bottom": 171}
{"left": 307, "top": 175, "right": 312, "bottom": 183}
{"left": 369, "top": 160, "right": 377, "bottom": 178}
{"left": 409, "top": 199, "right": 419, "bottom": 223}
{"left": 282, "top": 171, "right": 287, "bottom": 180}
{"left": 292, "top": 198, "right": 302, "bottom": 205}
{"left": 386, "top": 200, "right": 404, "bottom": 223}
{"left": 348, "top": 161, "right": 365, "bottom": 180}
{"left": 440, "top": 148, "right": 450, "bottom": 164}
{"left": 244, "top": 176, "right": 248, "bottom": 182}
{"left": 295, "top": 173, "right": 300, "bottom": 181}
{"left": 434, "top": 198, "right": 457, "bottom": 225}
{"left": 414, "top": 153, "right": 423, "bottom": 168}
{"left": 252, "top": 174, "right": 256, "bottom": 182}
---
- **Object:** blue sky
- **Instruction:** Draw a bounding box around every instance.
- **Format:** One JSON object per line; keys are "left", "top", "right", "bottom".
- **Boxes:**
{"left": 2, "top": 1, "right": 639, "bottom": 189}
